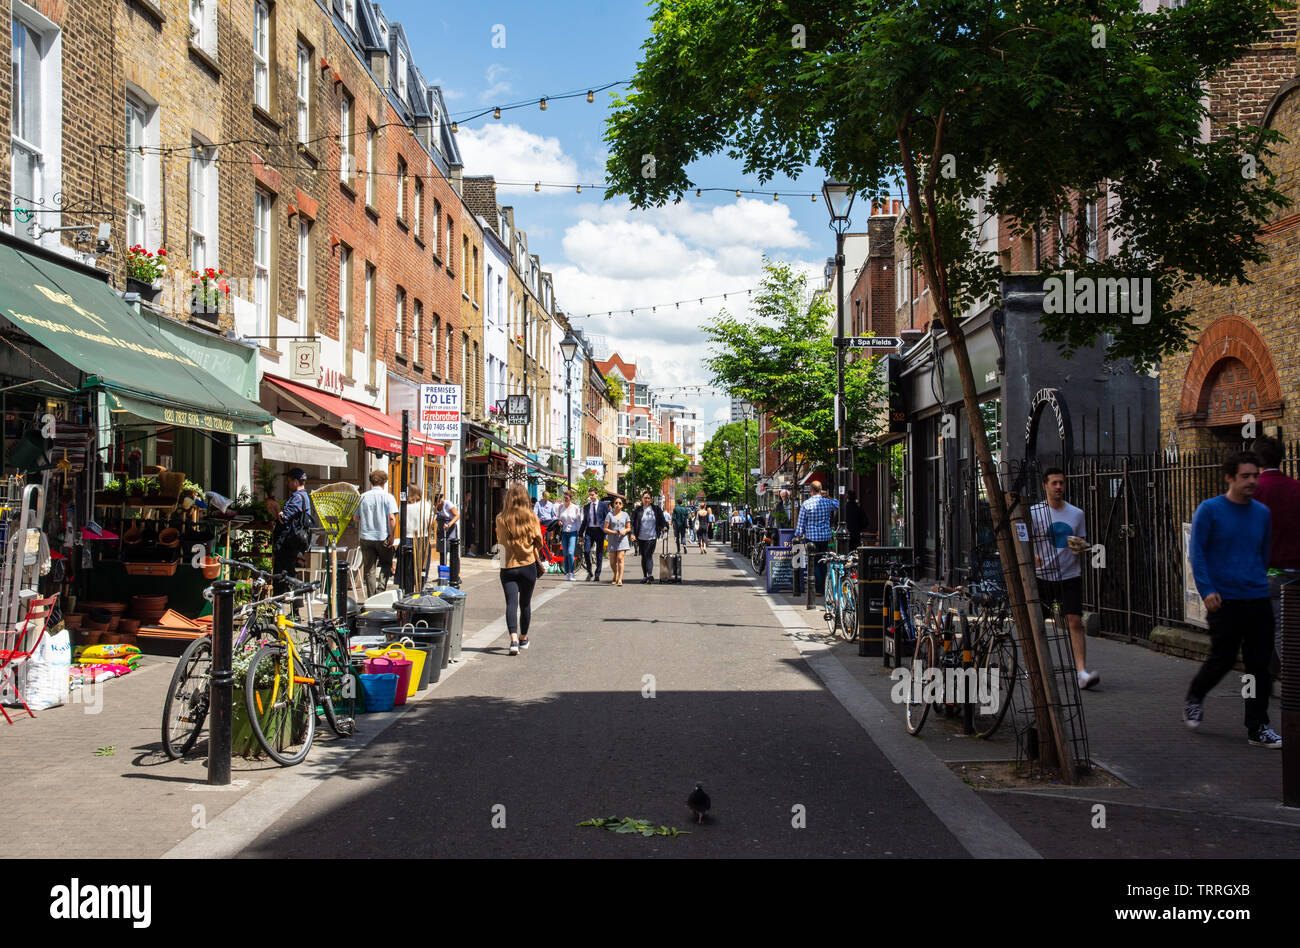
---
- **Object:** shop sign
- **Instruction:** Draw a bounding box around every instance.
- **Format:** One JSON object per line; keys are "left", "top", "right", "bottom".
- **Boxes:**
{"left": 420, "top": 384, "right": 461, "bottom": 440}
{"left": 507, "top": 394, "right": 530, "bottom": 427}
{"left": 584, "top": 456, "right": 604, "bottom": 477}
{"left": 318, "top": 366, "right": 344, "bottom": 396}
{"left": 290, "top": 341, "right": 320, "bottom": 381}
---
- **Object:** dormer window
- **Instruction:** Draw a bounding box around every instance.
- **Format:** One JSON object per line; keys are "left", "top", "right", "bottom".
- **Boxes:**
{"left": 341, "top": 0, "right": 355, "bottom": 31}
{"left": 396, "top": 48, "right": 407, "bottom": 101}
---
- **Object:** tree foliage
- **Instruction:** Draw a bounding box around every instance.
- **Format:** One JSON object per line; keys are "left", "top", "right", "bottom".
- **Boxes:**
{"left": 575, "top": 468, "right": 605, "bottom": 497}
{"left": 701, "top": 421, "right": 761, "bottom": 505}
{"left": 702, "top": 261, "right": 889, "bottom": 478}
{"left": 624, "top": 441, "right": 689, "bottom": 498}
{"left": 603, "top": 374, "right": 626, "bottom": 409}
{"left": 604, "top": 0, "right": 1287, "bottom": 367}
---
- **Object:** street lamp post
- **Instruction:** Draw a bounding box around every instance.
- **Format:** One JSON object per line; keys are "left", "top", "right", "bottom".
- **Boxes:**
{"left": 822, "top": 180, "right": 855, "bottom": 554}
{"left": 560, "top": 330, "right": 579, "bottom": 489}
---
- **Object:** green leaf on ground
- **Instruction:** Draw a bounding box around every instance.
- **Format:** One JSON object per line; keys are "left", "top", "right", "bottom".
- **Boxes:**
{"left": 94, "top": 745, "right": 115, "bottom": 757}
{"left": 577, "top": 816, "right": 690, "bottom": 836}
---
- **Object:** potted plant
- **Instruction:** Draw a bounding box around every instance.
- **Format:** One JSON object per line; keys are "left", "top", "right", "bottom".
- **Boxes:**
{"left": 180, "top": 479, "right": 204, "bottom": 510}
{"left": 125, "top": 245, "right": 168, "bottom": 302}
{"left": 96, "top": 477, "right": 125, "bottom": 506}
{"left": 231, "top": 638, "right": 279, "bottom": 758}
{"left": 124, "top": 477, "right": 149, "bottom": 506}
{"left": 191, "top": 267, "right": 230, "bottom": 321}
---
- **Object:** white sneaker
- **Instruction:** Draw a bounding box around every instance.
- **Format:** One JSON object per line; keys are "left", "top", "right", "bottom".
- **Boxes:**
{"left": 1078, "top": 670, "right": 1100, "bottom": 690}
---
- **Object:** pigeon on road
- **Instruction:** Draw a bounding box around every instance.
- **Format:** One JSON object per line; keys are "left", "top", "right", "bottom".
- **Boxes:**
{"left": 687, "top": 783, "right": 711, "bottom": 824}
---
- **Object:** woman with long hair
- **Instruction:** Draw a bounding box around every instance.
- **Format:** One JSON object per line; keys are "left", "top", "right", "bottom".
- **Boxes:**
{"left": 696, "top": 504, "right": 710, "bottom": 552}
{"left": 604, "top": 496, "right": 631, "bottom": 586}
{"left": 495, "top": 484, "right": 544, "bottom": 655}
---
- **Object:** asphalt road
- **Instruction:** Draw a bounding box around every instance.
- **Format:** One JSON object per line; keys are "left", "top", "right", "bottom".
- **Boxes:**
{"left": 239, "top": 547, "right": 966, "bottom": 858}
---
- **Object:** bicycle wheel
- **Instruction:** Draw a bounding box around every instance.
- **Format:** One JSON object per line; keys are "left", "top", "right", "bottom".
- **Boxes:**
{"left": 316, "top": 631, "right": 356, "bottom": 737}
{"left": 975, "top": 623, "right": 1018, "bottom": 739}
{"left": 822, "top": 566, "right": 840, "bottom": 634}
{"left": 839, "top": 575, "right": 858, "bottom": 641}
{"left": 245, "top": 643, "right": 316, "bottom": 766}
{"left": 905, "top": 632, "right": 936, "bottom": 735}
{"left": 161, "top": 636, "right": 212, "bottom": 759}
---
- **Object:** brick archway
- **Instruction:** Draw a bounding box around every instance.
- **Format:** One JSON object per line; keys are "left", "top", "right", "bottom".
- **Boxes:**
{"left": 1176, "top": 314, "right": 1283, "bottom": 427}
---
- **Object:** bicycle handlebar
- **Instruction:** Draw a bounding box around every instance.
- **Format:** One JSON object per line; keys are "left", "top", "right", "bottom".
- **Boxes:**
{"left": 216, "top": 557, "right": 320, "bottom": 592}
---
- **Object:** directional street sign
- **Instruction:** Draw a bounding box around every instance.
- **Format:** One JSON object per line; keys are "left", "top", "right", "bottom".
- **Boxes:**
{"left": 834, "top": 336, "right": 902, "bottom": 349}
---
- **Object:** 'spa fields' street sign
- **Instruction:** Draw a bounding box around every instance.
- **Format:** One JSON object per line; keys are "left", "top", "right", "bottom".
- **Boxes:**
{"left": 834, "top": 336, "right": 902, "bottom": 349}
{"left": 419, "top": 384, "right": 461, "bottom": 440}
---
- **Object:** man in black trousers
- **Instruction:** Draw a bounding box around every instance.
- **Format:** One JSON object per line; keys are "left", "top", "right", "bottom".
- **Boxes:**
{"left": 631, "top": 491, "right": 669, "bottom": 584}
{"left": 581, "top": 487, "right": 610, "bottom": 581}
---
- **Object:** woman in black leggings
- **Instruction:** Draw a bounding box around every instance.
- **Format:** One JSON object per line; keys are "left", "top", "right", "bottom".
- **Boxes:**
{"left": 495, "top": 484, "right": 544, "bottom": 655}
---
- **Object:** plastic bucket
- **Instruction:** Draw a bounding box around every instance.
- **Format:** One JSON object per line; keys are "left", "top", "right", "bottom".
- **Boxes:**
{"left": 384, "top": 625, "right": 447, "bottom": 685}
{"left": 438, "top": 565, "right": 451, "bottom": 583}
{"left": 364, "top": 655, "right": 413, "bottom": 705}
{"left": 359, "top": 673, "right": 399, "bottom": 713}
{"left": 365, "top": 642, "right": 425, "bottom": 698}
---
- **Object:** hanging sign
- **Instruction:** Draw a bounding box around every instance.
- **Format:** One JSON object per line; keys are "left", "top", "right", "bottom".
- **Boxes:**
{"left": 290, "top": 340, "right": 320, "bottom": 380}
{"left": 507, "top": 393, "right": 531, "bottom": 426}
{"left": 419, "top": 383, "right": 461, "bottom": 440}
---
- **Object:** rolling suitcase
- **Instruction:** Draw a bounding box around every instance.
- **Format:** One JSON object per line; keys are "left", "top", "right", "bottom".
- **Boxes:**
{"left": 659, "top": 552, "right": 682, "bottom": 583}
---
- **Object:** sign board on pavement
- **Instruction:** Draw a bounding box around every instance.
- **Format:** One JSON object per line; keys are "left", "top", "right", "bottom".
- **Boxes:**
{"left": 419, "top": 383, "right": 461, "bottom": 440}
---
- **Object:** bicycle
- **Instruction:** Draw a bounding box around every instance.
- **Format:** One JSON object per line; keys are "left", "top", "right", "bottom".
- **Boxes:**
{"left": 821, "top": 551, "right": 859, "bottom": 640}
{"left": 750, "top": 524, "right": 776, "bottom": 574}
{"left": 903, "top": 581, "right": 966, "bottom": 736}
{"left": 160, "top": 564, "right": 305, "bottom": 760}
{"left": 958, "top": 580, "right": 1019, "bottom": 740}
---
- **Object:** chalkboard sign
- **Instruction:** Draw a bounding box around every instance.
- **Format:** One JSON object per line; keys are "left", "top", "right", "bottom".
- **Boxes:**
{"left": 766, "top": 546, "right": 793, "bottom": 593}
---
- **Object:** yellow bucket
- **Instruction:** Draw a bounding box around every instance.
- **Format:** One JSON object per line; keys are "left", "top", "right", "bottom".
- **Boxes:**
{"left": 364, "top": 643, "right": 426, "bottom": 698}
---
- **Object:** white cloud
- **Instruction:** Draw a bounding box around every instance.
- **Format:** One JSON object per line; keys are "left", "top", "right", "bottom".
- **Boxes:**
{"left": 455, "top": 124, "right": 580, "bottom": 191}
{"left": 480, "top": 63, "right": 513, "bottom": 104}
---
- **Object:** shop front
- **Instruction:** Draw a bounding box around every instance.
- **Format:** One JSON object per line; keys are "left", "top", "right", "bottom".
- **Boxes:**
{"left": 0, "top": 237, "right": 274, "bottom": 660}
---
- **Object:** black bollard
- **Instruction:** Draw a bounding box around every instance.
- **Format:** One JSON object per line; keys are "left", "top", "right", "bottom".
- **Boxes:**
{"left": 208, "top": 579, "right": 236, "bottom": 786}
{"left": 858, "top": 547, "right": 869, "bottom": 657}
{"left": 806, "top": 545, "right": 815, "bottom": 611}
{"left": 335, "top": 551, "right": 350, "bottom": 622}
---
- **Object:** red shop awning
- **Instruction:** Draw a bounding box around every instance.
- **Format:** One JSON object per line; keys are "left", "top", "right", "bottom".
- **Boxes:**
{"left": 266, "top": 377, "right": 446, "bottom": 457}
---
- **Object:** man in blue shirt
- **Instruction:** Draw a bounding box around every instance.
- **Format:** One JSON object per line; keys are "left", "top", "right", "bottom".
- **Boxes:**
{"left": 798, "top": 481, "right": 839, "bottom": 595}
{"left": 1185, "top": 451, "right": 1281, "bottom": 747}
{"left": 272, "top": 468, "right": 312, "bottom": 602}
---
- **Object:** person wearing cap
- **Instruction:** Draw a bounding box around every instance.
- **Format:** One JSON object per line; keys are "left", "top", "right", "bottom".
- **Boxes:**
{"left": 273, "top": 468, "right": 312, "bottom": 599}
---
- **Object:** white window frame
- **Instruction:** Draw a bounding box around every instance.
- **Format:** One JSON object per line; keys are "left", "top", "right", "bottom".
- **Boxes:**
{"left": 296, "top": 217, "right": 310, "bottom": 324}
{"left": 254, "top": 190, "right": 272, "bottom": 337}
{"left": 413, "top": 299, "right": 423, "bottom": 364}
{"left": 431, "top": 198, "right": 441, "bottom": 257}
{"left": 339, "top": 243, "right": 352, "bottom": 352}
{"left": 1058, "top": 209, "right": 1071, "bottom": 265}
{"left": 189, "top": 0, "right": 216, "bottom": 57}
{"left": 365, "top": 123, "right": 376, "bottom": 206}
{"left": 342, "top": 0, "right": 356, "bottom": 31}
{"left": 189, "top": 141, "right": 217, "bottom": 272}
{"left": 10, "top": 9, "right": 62, "bottom": 243}
{"left": 395, "top": 286, "right": 405, "bottom": 357}
{"left": 125, "top": 95, "right": 151, "bottom": 250}
{"left": 618, "top": 412, "right": 629, "bottom": 438}
{"left": 396, "top": 157, "right": 406, "bottom": 221}
{"left": 296, "top": 41, "right": 311, "bottom": 143}
{"left": 1085, "top": 200, "right": 1099, "bottom": 263}
{"left": 364, "top": 263, "right": 374, "bottom": 356}
{"left": 253, "top": 1, "right": 270, "bottom": 111}
{"left": 339, "top": 94, "right": 353, "bottom": 183}
{"left": 431, "top": 315, "right": 439, "bottom": 375}
{"left": 396, "top": 47, "right": 408, "bottom": 102}
{"left": 413, "top": 177, "right": 422, "bottom": 236}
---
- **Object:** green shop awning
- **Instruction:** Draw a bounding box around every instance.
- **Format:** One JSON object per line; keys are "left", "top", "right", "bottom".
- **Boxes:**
{"left": 0, "top": 242, "right": 273, "bottom": 436}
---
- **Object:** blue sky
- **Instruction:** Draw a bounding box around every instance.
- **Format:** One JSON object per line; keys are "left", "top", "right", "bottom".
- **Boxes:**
{"left": 384, "top": 0, "right": 848, "bottom": 430}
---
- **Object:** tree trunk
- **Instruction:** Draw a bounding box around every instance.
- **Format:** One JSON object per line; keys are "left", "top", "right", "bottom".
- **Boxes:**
{"left": 897, "top": 125, "right": 1076, "bottom": 781}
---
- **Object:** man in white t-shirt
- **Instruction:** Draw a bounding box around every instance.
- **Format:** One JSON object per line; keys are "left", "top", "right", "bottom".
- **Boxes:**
{"left": 358, "top": 469, "right": 399, "bottom": 596}
{"left": 1031, "top": 467, "right": 1097, "bottom": 690}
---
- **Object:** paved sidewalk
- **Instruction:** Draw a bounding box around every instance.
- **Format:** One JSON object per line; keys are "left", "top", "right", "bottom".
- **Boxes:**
{"left": 743, "top": 545, "right": 1300, "bottom": 857}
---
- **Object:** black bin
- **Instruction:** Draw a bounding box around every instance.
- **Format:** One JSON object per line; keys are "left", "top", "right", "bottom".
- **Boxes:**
{"left": 394, "top": 594, "right": 455, "bottom": 668}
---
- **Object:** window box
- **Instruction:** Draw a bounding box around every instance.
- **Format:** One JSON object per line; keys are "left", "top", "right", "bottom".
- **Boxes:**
{"left": 125, "top": 276, "right": 162, "bottom": 303}
{"left": 190, "top": 295, "right": 221, "bottom": 322}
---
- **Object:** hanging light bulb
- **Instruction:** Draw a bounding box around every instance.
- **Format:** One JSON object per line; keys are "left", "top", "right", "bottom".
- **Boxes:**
{"left": 736, "top": 189, "right": 741, "bottom": 198}
{"left": 576, "top": 184, "right": 582, "bottom": 193}
{"left": 811, "top": 193, "right": 817, "bottom": 202}
{"left": 540, "top": 97, "right": 547, "bottom": 111}
{"left": 534, "top": 182, "right": 540, "bottom": 192}
{"left": 493, "top": 107, "right": 502, "bottom": 120}
{"left": 586, "top": 90, "right": 594, "bottom": 103}
{"left": 696, "top": 188, "right": 702, "bottom": 197}
{"left": 451, "top": 121, "right": 459, "bottom": 133}
{"left": 773, "top": 193, "right": 779, "bottom": 201}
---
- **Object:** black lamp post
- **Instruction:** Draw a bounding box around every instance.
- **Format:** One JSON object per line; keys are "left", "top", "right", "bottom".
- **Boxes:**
{"left": 560, "top": 329, "right": 579, "bottom": 488}
{"left": 822, "top": 179, "right": 855, "bottom": 553}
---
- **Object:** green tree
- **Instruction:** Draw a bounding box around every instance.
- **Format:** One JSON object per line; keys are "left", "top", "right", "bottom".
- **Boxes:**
{"left": 624, "top": 441, "right": 689, "bottom": 499}
{"left": 701, "top": 421, "right": 761, "bottom": 505}
{"left": 702, "top": 261, "right": 889, "bottom": 481}
{"left": 603, "top": 0, "right": 1286, "bottom": 777}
